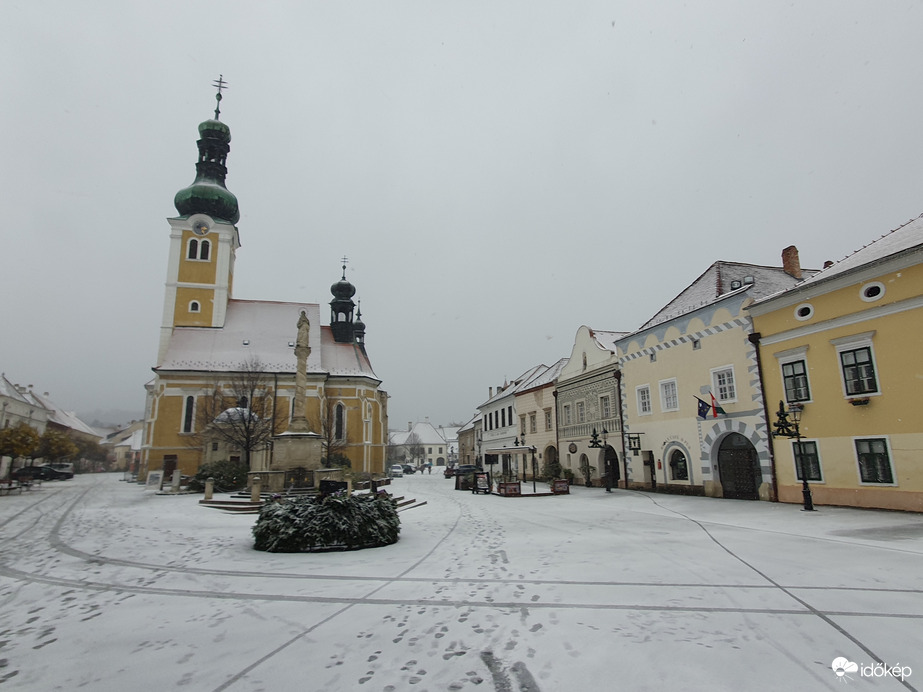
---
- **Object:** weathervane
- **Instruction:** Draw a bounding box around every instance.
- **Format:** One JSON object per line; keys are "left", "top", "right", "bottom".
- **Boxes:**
{"left": 212, "top": 74, "right": 228, "bottom": 120}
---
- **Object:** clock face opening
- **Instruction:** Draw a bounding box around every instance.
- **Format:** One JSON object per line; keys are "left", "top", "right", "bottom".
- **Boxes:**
{"left": 193, "top": 221, "right": 210, "bottom": 236}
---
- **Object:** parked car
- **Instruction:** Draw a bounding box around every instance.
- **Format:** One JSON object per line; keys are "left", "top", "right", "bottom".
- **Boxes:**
{"left": 389, "top": 464, "right": 404, "bottom": 478}
{"left": 445, "top": 464, "right": 478, "bottom": 479}
{"left": 401, "top": 464, "right": 416, "bottom": 475}
{"left": 12, "top": 465, "right": 72, "bottom": 481}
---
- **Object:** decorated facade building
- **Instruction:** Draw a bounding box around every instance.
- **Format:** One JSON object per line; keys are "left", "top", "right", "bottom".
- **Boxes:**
{"left": 142, "top": 90, "right": 388, "bottom": 480}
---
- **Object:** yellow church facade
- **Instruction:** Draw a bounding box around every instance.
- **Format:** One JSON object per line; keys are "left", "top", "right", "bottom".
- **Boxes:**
{"left": 141, "top": 94, "right": 388, "bottom": 481}
{"left": 749, "top": 217, "right": 923, "bottom": 511}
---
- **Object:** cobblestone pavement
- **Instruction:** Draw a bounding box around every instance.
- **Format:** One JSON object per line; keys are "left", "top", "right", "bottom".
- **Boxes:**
{"left": 0, "top": 474, "right": 920, "bottom": 691}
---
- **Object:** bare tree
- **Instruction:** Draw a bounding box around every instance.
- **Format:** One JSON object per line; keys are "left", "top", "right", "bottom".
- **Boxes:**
{"left": 405, "top": 432, "right": 424, "bottom": 466}
{"left": 191, "top": 358, "right": 282, "bottom": 469}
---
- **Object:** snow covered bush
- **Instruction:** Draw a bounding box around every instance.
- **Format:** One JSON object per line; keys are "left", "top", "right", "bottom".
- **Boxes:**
{"left": 187, "top": 459, "right": 250, "bottom": 493}
{"left": 252, "top": 491, "right": 400, "bottom": 552}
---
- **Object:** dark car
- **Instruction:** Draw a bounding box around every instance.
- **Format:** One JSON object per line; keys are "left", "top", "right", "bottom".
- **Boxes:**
{"left": 445, "top": 464, "right": 478, "bottom": 478}
{"left": 401, "top": 464, "right": 416, "bottom": 475}
{"left": 12, "top": 465, "right": 72, "bottom": 481}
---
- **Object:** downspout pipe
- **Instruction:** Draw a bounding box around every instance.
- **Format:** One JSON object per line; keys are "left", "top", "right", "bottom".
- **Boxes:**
{"left": 614, "top": 370, "right": 629, "bottom": 490}
{"left": 748, "top": 331, "right": 778, "bottom": 502}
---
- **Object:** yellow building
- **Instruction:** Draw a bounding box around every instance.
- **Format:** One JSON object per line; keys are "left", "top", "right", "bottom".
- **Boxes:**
{"left": 142, "top": 91, "right": 388, "bottom": 480}
{"left": 749, "top": 218, "right": 923, "bottom": 511}
{"left": 617, "top": 255, "right": 813, "bottom": 500}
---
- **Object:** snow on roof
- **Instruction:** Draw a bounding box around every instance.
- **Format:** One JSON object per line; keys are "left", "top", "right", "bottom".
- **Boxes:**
{"left": 783, "top": 214, "right": 923, "bottom": 290}
{"left": 26, "top": 391, "right": 100, "bottom": 439}
{"left": 639, "top": 261, "right": 816, "bottom": 331}
{"left": 478, "top": 364, "right": 547, "bottom": 407}
{"left": 157, "top": 299, "right": 377, "bottom": 379}
{"left": 518, "top": 357, "right": 568, "bottom": 392}
{"left": 589, "top": 330, "right": 629, "bottom": 351}
{"left": 389, "top": 421, "right": 450, "bottom": 446}
{"left": 0, "top": 373, "right": 31, "bottom": 404}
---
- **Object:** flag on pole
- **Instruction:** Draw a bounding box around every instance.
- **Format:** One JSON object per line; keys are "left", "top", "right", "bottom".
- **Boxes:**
{"left": 710, "top": 392, "right": 726, "bottom": 418}
{"left": 695, "top": 397, "right": 710, "bottom": 420}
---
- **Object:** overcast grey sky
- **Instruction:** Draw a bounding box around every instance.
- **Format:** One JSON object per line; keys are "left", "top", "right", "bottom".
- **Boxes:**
{"left": 3, "top": 1, "right": 923, "bottom": 429}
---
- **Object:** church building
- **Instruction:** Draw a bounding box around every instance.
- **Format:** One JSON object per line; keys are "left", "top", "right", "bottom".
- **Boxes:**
{"left": 141, "top": 86, "right": 388, "bottom": 480}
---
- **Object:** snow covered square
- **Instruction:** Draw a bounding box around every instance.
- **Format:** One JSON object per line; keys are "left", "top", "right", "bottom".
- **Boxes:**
{"left": 0, "top": 473, "right": 920, "bottom": 691}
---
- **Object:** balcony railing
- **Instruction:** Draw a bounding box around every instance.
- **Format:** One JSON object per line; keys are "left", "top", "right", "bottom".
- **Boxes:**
{"left": 559, "top": 417, "right": 621, "bottom": 441}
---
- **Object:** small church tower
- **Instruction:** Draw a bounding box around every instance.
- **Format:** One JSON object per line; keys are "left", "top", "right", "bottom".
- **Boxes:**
{"left": 158, "top": 77, "right": 241, "bottom": 363}
{"left": 329, "top": 262, "right": 358, "bottom": 343}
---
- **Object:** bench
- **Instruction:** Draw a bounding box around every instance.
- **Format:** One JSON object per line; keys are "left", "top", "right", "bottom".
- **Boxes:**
{"left": 0, "top": 481, "right": 23, "bottom": 495}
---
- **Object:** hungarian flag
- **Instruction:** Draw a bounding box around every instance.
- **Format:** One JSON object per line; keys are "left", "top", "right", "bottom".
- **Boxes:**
{"left": 710, "top": 393, "right": 726, "bottom": 418}
{"left": 695, "top": 397, "right": 710, "bottom": 420}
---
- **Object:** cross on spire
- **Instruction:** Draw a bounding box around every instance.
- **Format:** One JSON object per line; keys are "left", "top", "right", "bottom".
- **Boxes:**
{"left": 340, "top": 255, "right": 349, "bottom": 279}
{"left": 212, "top": 74, "right": 228, "bottom": 119}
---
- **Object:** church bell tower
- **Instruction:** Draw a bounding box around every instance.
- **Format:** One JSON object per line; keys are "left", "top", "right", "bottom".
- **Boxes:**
{"left": 158, "top": 77, "right": 241, "bottom": 363}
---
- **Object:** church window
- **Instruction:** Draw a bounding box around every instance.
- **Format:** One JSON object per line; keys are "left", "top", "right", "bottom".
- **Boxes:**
{"left": 187, "top": 239, "right": 198, "bottom": 259}
{"left": 199, "top": 239, "right": 210, "bottom": 260}
{"left": 182, "top": 396, "right": 195, "bottom": 433}
{"left": 189, "top": 301, "right": 200, "bottom": 313}
{"left": 334, "top": 403, "right": 346, "bottom": 441}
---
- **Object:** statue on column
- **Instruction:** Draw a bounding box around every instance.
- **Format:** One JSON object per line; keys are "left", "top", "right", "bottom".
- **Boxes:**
{"left": 287, "top": 310, "right": 313, "bottom": 433}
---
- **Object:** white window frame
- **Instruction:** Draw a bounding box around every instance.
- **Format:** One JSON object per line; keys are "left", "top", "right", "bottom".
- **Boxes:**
{"left": 791, "top": 438, "right": 823, "bottom": 483}
{"left": 853, "top": 436, "right": 896, "bottom": 486}
{"left": 710, "top": 365, "right": 737, "bottom": 403}
{"left": 659, "top": 379, "right": 679, "bottom": 412}
{"left": 576, "top": 401, "right": 586, "bottom": 424}
{"left": 562, "top": 404, "right": 572, "bottom": 426}
{"left": 831, "top": 332, "right": 880, "bottom": 399}
{"left": 599, "top": 395, "right": 611, "bottom": 420}
{"left": 636, "top": 385, "right": 652, "bottom": 416}
{"left": 188, "top": 300, "right": 201, "bottom": 314}
{"left": 774, "top": 346, "right": 812, "bottom": 404}
{"left": 544, "top": 408, "right": 552, "bottom": 431}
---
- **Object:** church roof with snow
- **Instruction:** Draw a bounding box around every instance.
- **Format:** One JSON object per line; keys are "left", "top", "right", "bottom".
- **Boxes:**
{"left": 156, "top": 299, "right": 377, "bottom": 379}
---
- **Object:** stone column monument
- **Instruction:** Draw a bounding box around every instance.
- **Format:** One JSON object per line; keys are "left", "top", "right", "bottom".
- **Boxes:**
{"left": 253, "top": 310, "right": 324, "bottom": 492}
{"left": 287, "top": 310, "right": 313, "bottom": 433}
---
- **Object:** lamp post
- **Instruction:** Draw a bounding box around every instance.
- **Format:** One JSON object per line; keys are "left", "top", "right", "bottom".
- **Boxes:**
{"left": 589, "top": 427, "right": 611, "bottom": 491}
{"left": 772, "top": 400, "right": 814, "bottom": 512}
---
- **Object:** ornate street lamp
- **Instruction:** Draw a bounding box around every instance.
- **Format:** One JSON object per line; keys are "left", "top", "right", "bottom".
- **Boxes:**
{"left": 772, "top": 400, "right": 814, "bottom": 511}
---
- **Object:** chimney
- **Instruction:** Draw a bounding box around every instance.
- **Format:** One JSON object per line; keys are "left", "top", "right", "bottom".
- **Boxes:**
{"left": 489, "top": 387, "right": 493, "bottom": 398}
{"left": 408, "top": 422, "right": 412, "bottom": 431}
{"left": 782, "top": 245, "right": 802, "bottom": 279}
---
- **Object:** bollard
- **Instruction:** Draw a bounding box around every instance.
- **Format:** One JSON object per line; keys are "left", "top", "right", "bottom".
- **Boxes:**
{"left": 204, "top": 477, "right": 214, "bottom": 501}
{"left": 171, "top": 469, "right": 181, "bottom": 493}
{"left": 250, "top": 476, "right": 262, "bottom": 503}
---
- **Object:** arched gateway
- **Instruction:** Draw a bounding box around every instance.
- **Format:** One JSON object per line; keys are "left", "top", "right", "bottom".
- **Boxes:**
{"left": 716, "top": 432, "right": 761, "bottom": 500}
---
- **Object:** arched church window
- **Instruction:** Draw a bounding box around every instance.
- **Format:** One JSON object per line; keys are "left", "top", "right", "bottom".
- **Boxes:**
{"left": 335, "top": 403, "right": 346, "bottom": 441}
{"left": 182, "top": 396, "right": 195, "bottom": 433}
{"left": 199, "top": 240, "right": 210, "bottom": 260}
{"left": 189, "top": 301, "right": 200, "bottom": 313}
{"left": 187, "top": 239, "right": 198, "bottom": 259}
